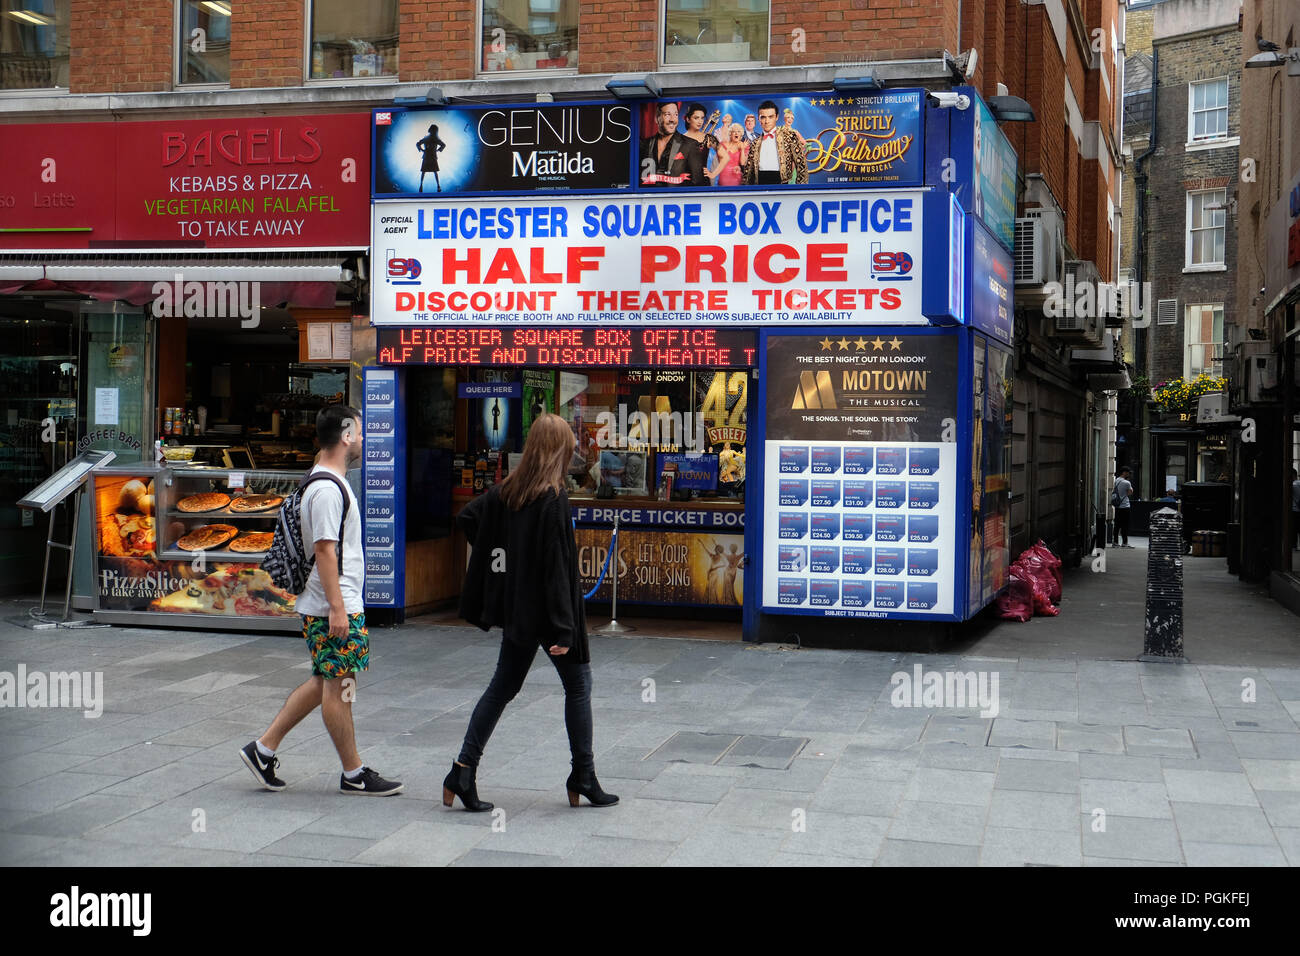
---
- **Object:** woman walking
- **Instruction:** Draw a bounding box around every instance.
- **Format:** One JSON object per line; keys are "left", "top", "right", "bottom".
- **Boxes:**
{"left": 443, "top": 413, "right": 618, "bottom": 811}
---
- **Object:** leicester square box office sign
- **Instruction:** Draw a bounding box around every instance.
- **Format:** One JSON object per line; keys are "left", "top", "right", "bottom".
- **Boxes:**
{"left": 370, "top": 189, "right": 927, "bottom": 326}
{"left": 0, "top": 114, "right": 371, "bottom": 249}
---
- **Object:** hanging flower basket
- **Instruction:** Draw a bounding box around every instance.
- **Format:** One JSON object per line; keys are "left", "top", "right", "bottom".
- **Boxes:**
{"left": 1151, "top": 374, "right": 1227, "bottom": 415}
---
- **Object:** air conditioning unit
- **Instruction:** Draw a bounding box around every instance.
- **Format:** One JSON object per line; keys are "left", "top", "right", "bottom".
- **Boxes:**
{"left": 1195, "top": 392, "right": 1237, "bottom": 424}
{"left": 1054, "top": 306, "right": 1103, "bottom": 346}
{"left": 1014, "top": 207, "right": 1064, "bottom": 286}
{"left": 1249, "top": 354, "right": 1279, "bottom": 401}
{"left": 1230, "top": 340, "right": 1268, "bottom": 396}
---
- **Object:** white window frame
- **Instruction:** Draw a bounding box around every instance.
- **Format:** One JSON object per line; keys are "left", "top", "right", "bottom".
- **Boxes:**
{"left": 304, "top": 0, "right": 399, "bottom": 85}
{"left": 1183, "top": 302, "right": 1224, "bottom": 381}
{"left": 659, "top": 0, "right": 772, "bottom": 71}
{"left": 1184, "top": 188, "right": 1227, "bottom": 272}
{"left": 0, "top": 0, "right": 71, "bottom": 95}
{"left": 175, "top": 0, "right": 231, "bottom": 90}
{"left": 1186, "top": 76, "right": 1229, "bottom": 145}
{"left": 476, "top": 0, "right": 579, "bottom": 78}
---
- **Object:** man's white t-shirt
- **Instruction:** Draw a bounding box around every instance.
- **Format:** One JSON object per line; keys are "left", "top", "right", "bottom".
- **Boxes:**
{"left": 295, "top": 465, "right": 364, "bottom": 616}
{"left": 1114, "top": 477, "right": 1133, "bottom": 509}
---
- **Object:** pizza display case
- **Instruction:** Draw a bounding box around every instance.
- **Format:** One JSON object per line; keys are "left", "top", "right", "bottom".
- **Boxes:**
{"left": 89, "top": 463, "right": 304, "bottom": 632}
{"left": 155, "top": 467, "right": 304, "bottom": 561}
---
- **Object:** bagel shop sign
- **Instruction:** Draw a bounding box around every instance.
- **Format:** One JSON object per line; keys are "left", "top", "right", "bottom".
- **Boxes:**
{"left": 0, "top": 114, "right": 370, "bottom": 249}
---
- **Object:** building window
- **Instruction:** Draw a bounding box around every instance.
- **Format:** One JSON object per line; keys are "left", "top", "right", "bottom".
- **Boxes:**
{"left": 1, "top": 0, "right": 69, "bottom": 90}
{"left": 1186, "top": 189, "right": 1226, "bottom": 268}
{"left": 309, "top": 0, "right": 397, "bottom": 80}
{"left": 663, "top": 0, "right": 769, "bottom": 67}
{"left": 480, "top": 0, "right": 577, "bottom": 72}
{"left": 1187, "top": 77, "right": 1228, "bottom": 142}
{"left": 177, "top": 1, "right": 231, "bottom": 86}
{"left": 1183, "top": 303, "right": 1224, "bottom": 380}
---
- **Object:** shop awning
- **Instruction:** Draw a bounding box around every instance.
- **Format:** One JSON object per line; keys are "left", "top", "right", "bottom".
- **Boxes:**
{"left": 0, "top": 252, "right": 351, "bottom": 306}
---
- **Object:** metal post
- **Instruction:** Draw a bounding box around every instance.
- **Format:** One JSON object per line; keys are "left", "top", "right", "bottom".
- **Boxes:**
{"left": 1141, "top": 506, "right": 1186, "bottom": 662}
{"left": 596, "top": 513, "right": 634, "bottom": 635}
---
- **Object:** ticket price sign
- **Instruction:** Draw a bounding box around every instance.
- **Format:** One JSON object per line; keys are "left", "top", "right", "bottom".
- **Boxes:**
{"left": 363, "top": 369, "right": 403, "bottom": 608}
{"left": 761, "top": 331, "right": 960, "bottom": 619}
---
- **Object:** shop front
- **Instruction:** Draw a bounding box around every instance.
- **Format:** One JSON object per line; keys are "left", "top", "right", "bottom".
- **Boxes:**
{"left": 1, "top": 111, "right": 371, "bottom": 627}
{"left": 361, "top": 87, "right": 1016, "bottom": 644}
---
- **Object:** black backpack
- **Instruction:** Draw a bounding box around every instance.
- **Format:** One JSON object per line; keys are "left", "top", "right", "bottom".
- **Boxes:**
{"left": 260, "top": 471, "right": 350, "bottom": 595}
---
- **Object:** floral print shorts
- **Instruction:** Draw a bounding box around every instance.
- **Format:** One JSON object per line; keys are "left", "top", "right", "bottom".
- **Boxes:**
{"left": 302, "top": 612, "right": 369, "bottom": 679}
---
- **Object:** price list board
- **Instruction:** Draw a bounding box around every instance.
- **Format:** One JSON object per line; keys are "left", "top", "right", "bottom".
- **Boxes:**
{"left": 362, "top": 368, "right": 405, "bottom": 608}
{"left": 761, "top": 331, "right": 960, "bottom": 620}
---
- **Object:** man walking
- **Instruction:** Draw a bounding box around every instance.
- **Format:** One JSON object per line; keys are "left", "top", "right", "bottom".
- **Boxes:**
{"left": 1112, "top": 467, "right": 1134, "bottom": 548}
{"left": 240, "top": 405, "right": 402, "bottom": 795}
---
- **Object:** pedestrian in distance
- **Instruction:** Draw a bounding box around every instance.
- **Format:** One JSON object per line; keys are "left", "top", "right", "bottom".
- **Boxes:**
{"left": 1111, "top": 467, "right": 1134, "bottom": 548}
{"left": 239, "top": 405, "right": 403, "bottom": 796}
{"left": 1291, "top": 467, "right": 1299, "bottom": 551}
{"left": 445, "top": 413, "right": 618, "bottom": 812}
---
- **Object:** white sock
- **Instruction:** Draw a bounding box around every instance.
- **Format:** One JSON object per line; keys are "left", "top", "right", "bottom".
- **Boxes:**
{"left": 255, "top": 740, "right": 274, "bottom": 758}
{"left": 343, "top": 765, "right": 364, "bottom": 779}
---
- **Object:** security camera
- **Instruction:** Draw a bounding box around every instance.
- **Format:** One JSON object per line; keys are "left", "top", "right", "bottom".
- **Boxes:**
{"left": 927, "top": 91, "right": 971, "bottom": 110}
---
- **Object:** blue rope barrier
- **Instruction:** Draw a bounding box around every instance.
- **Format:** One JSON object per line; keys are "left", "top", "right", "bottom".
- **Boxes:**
{"left": 582, "top": 525, "right": 617, "bottom": 600}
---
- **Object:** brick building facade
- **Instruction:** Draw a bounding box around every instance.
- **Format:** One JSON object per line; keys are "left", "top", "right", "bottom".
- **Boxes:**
{"left": 2, "top": 0, "right": 1122, "bottom": 565}
{"left": 1234, "top": 0, "right": 1300, "bottom": 594}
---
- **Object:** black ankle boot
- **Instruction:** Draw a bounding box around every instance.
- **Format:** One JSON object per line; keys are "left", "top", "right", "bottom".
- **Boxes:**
{"left": 443, "top": 761, "right": 493, "bottom": 812}
{"left": 566, "top": 769, "right": 619, "bottom": 808}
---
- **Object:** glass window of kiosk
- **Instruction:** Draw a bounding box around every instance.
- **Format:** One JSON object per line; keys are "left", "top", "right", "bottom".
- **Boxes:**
{"left": 547, "top": 368, "right": 748, "bottom": 502}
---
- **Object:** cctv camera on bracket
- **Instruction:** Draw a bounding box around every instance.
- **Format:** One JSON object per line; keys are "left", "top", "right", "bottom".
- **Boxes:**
{"left": 927, "top": 91, "right": 971, "bottom": 110}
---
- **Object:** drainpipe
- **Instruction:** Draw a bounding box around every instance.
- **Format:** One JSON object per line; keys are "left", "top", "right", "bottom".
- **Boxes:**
{"left": 1132, "top": 45, "right": 1158, "bottom": 497}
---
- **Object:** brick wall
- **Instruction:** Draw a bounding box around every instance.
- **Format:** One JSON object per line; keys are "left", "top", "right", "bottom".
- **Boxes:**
{"left": 70, "top": 0, "right": 173, "bottom": 93}
{"left": 1145, "top": 24, "right": 1240, "bottom": 387}
{"left": 228, "top": 0, "right": 304, "bottom": 89}
{"left": 769, "top": 0, "right": 960, "bottom": 67}
{"left": 576, "top": 1, "right": 657, "bottom": 75}
{"left": 400, "top": 1, "right": 475, "bottom": 81}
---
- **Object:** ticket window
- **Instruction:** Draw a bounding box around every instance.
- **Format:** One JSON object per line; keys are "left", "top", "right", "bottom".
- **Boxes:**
{"left": 550, "top": 368, "right": 749, "bottom": 502}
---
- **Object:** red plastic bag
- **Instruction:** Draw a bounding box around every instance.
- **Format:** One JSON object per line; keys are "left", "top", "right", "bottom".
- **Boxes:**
{"left": 1011, "top": 553, "right": 1060, "bottom": 617}
{"left": 996, "top": 572, "right": 1034, "bottom": 622}
{"left": 1013, "top": 552, "right": 1053, "bottom": 601}
{"left": 1029, "top": 541, "right": 1063, "bottom": 601}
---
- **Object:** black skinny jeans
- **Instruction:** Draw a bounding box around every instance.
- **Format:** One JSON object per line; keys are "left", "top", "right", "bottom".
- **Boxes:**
{"left": 458, "top": 635, "right": 594, "bottom": 774}
{"left": 1115, "top": 507, "right": 1131, "bottom": 545}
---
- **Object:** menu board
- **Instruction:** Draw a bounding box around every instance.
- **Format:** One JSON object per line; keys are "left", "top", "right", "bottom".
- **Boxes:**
{"left": 363, "top": 369, "right": 401, "bottom": 607}
{"left": 762, "top": 332, "right": 959, "bottom": 618}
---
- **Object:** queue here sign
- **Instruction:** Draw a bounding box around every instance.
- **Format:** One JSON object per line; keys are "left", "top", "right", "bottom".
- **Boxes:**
{"left": 371, "top": 190, "right": 925, "bottom": 326}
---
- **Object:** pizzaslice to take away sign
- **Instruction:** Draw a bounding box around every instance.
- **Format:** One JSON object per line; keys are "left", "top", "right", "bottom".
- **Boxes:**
{"left": 371, "top": 190, "right": 924, "bottom": 325}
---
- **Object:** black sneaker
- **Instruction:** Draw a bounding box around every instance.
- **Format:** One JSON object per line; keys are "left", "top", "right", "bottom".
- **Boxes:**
{"left": 239, "top": 741, "right": 286, "bottom": 791}
{"left": 339, "top": 767, "right": 403, "bottom": 796}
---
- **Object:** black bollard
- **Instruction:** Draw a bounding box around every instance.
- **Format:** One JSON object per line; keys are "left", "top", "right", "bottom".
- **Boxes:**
{"left": 1141, "top": 507, "right": 1186, "bottom": 662}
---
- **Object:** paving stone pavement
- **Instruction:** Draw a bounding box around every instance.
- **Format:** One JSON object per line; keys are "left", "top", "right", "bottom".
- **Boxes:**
{"left": 1, "top": 593, "right": 1298, "bottom": 867}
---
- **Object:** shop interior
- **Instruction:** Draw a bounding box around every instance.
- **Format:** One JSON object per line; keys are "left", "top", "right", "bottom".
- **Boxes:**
{"left": 157, "top": 307, "right": 353, "bottom": 469}
{"left": 402, "top": 364, "right": 750, "bottom": 628}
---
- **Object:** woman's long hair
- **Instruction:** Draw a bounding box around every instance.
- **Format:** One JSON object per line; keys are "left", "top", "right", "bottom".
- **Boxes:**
{"left": 497, "top": 413, "right": 574, "bottom": 510}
